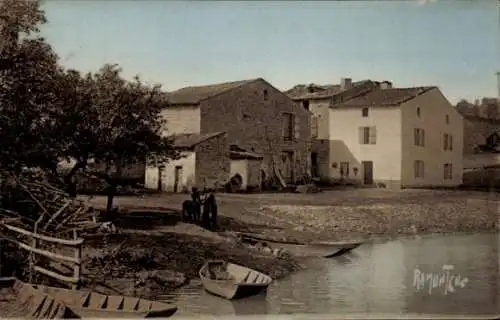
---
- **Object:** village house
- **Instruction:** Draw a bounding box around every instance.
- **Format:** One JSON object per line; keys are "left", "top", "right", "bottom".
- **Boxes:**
{"left": 146, "top": 78, "right": 311, "bottom": 192}
{"left": 289, "top": 79, "right": 464, "bottom": 188}
{"left": 287, "top": 78, "right": 391, "bottom": 180}
{"left": 144, "top": 132, "right": 229, "bottom": 192}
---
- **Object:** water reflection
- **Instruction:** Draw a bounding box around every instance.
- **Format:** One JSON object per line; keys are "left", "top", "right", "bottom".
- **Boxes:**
{"left": 160, "top": 233, "right": 499, "bottom": 316}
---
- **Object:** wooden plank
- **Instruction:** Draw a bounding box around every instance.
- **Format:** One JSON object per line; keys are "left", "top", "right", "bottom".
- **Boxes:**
{"left": 2, "top": 223, "right": 84, "bottom": 246}
{"left": 72, "top": 229, "right": 81, "bottom": 290}
{"left": 33, "top": 266, "right": 79, "bottom": 284}
{"left": 11, "top": 239, "right": 81, "bottom": 264}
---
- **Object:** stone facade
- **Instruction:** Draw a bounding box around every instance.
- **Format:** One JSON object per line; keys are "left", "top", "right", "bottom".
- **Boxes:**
{"left": 198, "top": 79, "right": 311, "bottom": 184}
{"left": 194, "top": 132, "right": 229, "bottom": 189}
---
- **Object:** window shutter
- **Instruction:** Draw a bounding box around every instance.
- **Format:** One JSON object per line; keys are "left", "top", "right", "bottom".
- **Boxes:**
{"left": 449, "top": 135, "right": 453, "bottom": 151}
{"left": 369, "top": 126, "right": 377, "bottom": 144}
{"left": 421, "top": 130, "right": 425, "bottom": 147}
{"left": 358, "top": 127, "right": 364, "bottom": 144}
{"left": 414, "top": 129, "right": 418, "bottom": 145}
{"left": 414, "top": 161, "right": 418, "bottom": 178}
{"left": 294, "top": 115, "right": 300, "bottom": 140}
{"left": 443, "top": 133, "right": 448, "bottom": 150}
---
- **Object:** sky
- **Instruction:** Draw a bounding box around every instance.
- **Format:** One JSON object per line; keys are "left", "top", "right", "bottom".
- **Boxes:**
{"left": 40, "top": 0, "right": 500, "bottom": 104}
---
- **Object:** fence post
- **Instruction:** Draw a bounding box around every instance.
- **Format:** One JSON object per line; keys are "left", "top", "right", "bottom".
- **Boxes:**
{"left": 29, "top": 234, "right": 37, "bottom": 283}
{"left": 72, "top": 229, "right": 81, "bottom": 290}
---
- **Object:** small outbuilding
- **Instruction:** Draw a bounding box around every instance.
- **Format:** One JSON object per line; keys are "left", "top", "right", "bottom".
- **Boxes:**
{"left": 145, "top": 132, "right": 229, "bottom": 192}
{"left": 228, "top": 146, "right": 264, "bottom": 192}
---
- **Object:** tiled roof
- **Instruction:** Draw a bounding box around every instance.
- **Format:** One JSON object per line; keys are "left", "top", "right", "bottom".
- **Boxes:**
{"left": 338, "top": 87, "right": 436, "bottom": 107}
{"left": 167, "top": 79, "right": 258, "bottom": 105}
{"left": 171, "top": 132, "right": 225, "bottom": 148}
{"left": 286, "top": 80, "right": 371, "bottom": 100}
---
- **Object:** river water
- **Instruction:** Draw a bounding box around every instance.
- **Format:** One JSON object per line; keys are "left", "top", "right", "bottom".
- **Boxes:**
{"left": 160, "top": 233, "right": 499, "bottom": 317}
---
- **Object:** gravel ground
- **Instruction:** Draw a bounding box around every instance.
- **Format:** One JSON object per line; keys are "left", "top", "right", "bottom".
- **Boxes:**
{"left": 83, "top": 189, "right": 499, "bottom": 241}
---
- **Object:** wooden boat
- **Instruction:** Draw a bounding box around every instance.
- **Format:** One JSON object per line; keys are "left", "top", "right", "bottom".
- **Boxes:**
{"left": 30, "top": 283, "right": 177, "bottom": 318}
{"left": 199, "top": 260, "right": 273, "bottom": 300}
{"left": 238, "top": 232, "right": 362, "bottom": 258}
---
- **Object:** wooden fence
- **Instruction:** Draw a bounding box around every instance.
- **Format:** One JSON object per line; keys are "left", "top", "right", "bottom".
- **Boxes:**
{"left": 1, "top": 223, "right": 84, "bottom": 289}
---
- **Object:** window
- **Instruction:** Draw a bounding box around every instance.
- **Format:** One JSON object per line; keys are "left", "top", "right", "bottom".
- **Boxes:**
{"left": 359, "top": 126, "right": 377, "bottom": 144}
{"left": 417, "top": 107, "right": 421, "bottom": 117}
{"left": 362, "top": 107, "right": 369, "bottom": 117}
{"left": 444, "top": 163, "right": 453, "bottom": 180}
{"left": 263, "top": 89, "right": 269, "bottom": 100}
{"left": 282, "top": 112, "right": 295, "bottom": 141}
{"left": 311, "top": 116, "right": 318, "bottom": 138}
{"left": 443, "top": 133, "right": 453, "bottom": 151}
{"left": 340, "top": 161, "right": 350, "bottom": 177}
{"left": 414, "top": 128, "right": 425, "bottom": 147}
{"left": 445, "top": 114, "right": 450, "bottom": 124}
{"left": 302, "top": 100, "right": 310, "bottom": 110}
{"left": 414, "top": 160, "right": 424, "bottom": 178}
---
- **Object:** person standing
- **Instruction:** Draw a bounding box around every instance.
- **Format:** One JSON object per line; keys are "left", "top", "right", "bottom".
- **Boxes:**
{"left": 205, "top": 190, "right": 218, "bottom": 230}
{"left": 190, "top": 187, "right": 201, "bottom": 222}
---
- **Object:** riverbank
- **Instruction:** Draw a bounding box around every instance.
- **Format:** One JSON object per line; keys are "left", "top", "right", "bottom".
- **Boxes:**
{"left": 79, "top": 189, "right": 499, "bottom": 297}
{"left": 80, "top": 221, "right": 302, "bottom": 298}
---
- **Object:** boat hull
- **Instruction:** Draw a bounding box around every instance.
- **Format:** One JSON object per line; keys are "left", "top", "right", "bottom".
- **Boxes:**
{"left": 199, "top": 260, "right": 272, "bottom": 300}
{"left": 33, "top": 284, "right": 178, "bottom": 318}
{"left": 238, "top": 233, "right": 362, "bottom": 258}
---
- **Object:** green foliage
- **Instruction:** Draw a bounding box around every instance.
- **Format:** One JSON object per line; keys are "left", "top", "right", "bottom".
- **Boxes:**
{"left": 0, "top": 0, "right": 179, "bottom": 211}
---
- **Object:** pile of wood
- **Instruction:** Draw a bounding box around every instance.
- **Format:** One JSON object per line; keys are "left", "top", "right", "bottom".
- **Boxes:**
{"left": 0, "top": 177, "right": 94, "bottom": 235}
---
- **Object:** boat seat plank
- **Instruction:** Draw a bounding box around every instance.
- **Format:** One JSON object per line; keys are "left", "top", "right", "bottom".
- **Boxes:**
{"left": 101, "top": 296, "right": 108, "bottom": 309}
{"left": 243, "top": 271, "right": 251, "bottom": 283}
{"left": 30, "top": 295, "right": 48, "bottom": 318}
{"left": 81, "top": 292, "right": 91, "bottom": 307}
{"left": 39, "top": 298, "right": 55, "bottom": 318}
{"left": 88, "top": 293, "right": 107, "bottom": 310}
{"left": 106, "top": 295, "right": 124, "bottom": 310}
{"left": 123, "top": 297, "right": 140, "bottom": 311}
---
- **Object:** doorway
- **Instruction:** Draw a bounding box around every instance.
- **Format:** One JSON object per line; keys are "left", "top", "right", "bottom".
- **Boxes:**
{"left": 157, "top": 166, "right": 165, "bottom": 191}
{"left": 174, "top": 166, "right": 183, "bottom": 193}
{"left": 362, "top": 161, "right": 374, "bottom": 185}
{"left": 311, "top": 152, "right": 319, "bottom": 178}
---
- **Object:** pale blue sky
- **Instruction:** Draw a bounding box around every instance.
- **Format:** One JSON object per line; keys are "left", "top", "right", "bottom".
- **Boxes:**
{"left": 40, "top": 0, "right": 499, "bottom": 103}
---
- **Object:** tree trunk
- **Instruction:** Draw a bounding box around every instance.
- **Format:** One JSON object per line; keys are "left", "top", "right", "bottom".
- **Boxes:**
{"left": 106, "top": 183, "right": 117, "bottom": 214}
{"left": 65, "top": 161, "right": 86, "bottom": 198}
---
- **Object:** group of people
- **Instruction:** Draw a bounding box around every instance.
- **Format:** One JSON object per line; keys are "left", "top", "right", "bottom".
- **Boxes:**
{"left": 182, "top": 187, "right": 218, "bottom": 229}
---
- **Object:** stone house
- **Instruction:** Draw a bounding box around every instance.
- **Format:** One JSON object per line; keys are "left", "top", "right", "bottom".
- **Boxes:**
{"left": 159, "top": 78, "right": 311, "bottom": 187}
{"left": 144, "top": 132, "right": 229, "bottom": 192}
{"left": 333, "top": 87, "right": 464, "bottom": 188}
{"left": 286, "top": 78, "right": 391, "bottom": 180}
{"left": 290, "top": 80, "right": 464, "bottom": 188}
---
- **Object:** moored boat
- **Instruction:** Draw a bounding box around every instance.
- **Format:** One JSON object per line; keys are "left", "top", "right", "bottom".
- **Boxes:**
{"left": 199, "top": 260, "right": 273, "bottom": 300}
{"left": 32, "top": 284, "right": 178, "bottom": 318}
{"left": 238, "top": 232, "right": 363, "bottom": 258}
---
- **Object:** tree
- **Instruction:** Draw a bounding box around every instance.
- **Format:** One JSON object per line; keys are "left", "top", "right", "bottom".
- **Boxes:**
{"left": 0, "top": 0, "right": 61, "bottom": 174}
{"left": 53, "top": 64, "right": 179, "bottom": 212}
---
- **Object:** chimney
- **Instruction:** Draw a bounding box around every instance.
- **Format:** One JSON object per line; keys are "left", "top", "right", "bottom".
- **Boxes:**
{"left": 340, "top": 78, "right": 352, "bottom": 90}
{"left": 380, "top": 81, "right": 393, "bottom": 89}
